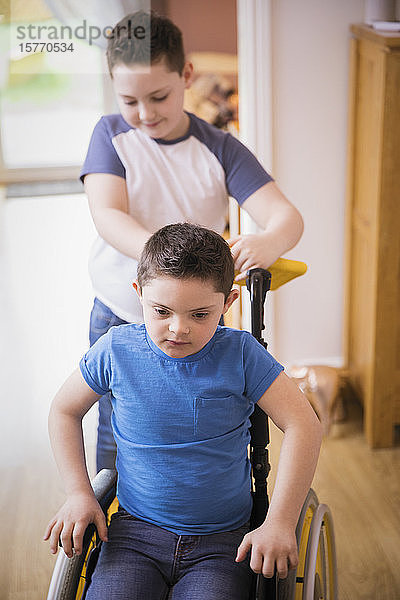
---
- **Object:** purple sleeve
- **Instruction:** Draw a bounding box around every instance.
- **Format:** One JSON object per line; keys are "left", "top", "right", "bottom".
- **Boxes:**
{"left": 80, "top": 117, "right": 126, "bottom": 182}
{"left": 222, "top": 134, "right": 273, "bottom": 205}
{"left": 188, "top": 115, "right": 273, "bottom": 205}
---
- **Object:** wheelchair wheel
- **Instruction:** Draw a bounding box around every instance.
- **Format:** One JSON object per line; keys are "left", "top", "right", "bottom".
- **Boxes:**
{"left": 275, "top": 488, "right": 319, "bottom": 599}
{"left": 278, "top": 489, "right": 337, "bottom": 600}
{"left": 46, "top": 525, "right": 98, "bottom": 600}
{"left": 302, "top": 504, "right": 337, "bottom": 600}
{"left": 47, "top": 469, "right": 117, "bottom": 600}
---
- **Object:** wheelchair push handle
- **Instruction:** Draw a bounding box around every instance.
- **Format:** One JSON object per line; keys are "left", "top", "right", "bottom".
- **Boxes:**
{"left": 240, "top": 257, "right": 307, "bottom": 291}
{"left": 241, "top": 258, "right": 307, "bottom": 345}
{"left": 246, "top": 269, "right": 271, "bottom": 344}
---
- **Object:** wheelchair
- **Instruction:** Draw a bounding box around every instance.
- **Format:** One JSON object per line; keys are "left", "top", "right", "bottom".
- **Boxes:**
{"left": 47, "top": 260, "right": 338, "bottom": 600}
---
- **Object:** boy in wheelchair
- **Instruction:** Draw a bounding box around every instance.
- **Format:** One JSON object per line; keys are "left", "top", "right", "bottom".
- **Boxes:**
{"left": 44, "top": 223, "right": 322, "bottom": 599}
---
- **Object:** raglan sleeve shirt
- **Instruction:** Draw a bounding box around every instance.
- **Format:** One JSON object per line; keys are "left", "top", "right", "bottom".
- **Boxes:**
{"left": 79, "top": 113, "right": 274, "bottom": 323}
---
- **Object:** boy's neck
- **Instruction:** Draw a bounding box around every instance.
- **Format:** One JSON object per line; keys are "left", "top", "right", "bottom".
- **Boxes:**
{"left": 159, "top": 111, "right": 190, "bottom": 141}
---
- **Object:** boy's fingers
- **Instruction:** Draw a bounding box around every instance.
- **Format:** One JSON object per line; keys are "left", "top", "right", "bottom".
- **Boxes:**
{"left": 43, "top": 517, "right": 57, "bottom": 541}
{"left": 260, "top": 554, "right": 275, "bottom": 578}
{"left": 72, "top": 522, "right": 87, "bottom": 555}
{"left": 276, "top": 556, "right": 288, "bottom": 580}
{"left": 234, "top": 259, "right": 263, "bottom": 282}
{"left": 249, "top": 548, "right": 264, "bottom": 574}
{"left": 48, "top": 521, "right": 63, "bottom": 554}
{"left": 94, "top": 512, "right": 108, "bottom": 542}
{"left": 235, "top": 536, "right": 251, "bottom": 562}
{"left": 60, "top": 523, "right": 74, "bottom": 558}
{"left": 230, "top": 246, "right": 239, "bottom": 261}
{"left": 288, "top": 549, "right": 299, "bottom": 570}
{"left": 227, "top": 236, "right": 240, "bottom": 247}
{"left": 234, "top": 271, "right": 247, "bottom": 282}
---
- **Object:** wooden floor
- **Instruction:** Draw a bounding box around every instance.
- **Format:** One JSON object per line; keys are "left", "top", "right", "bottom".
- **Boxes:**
{"left": 270, "top": 401, "right": 400, "bottom": 600}
{"left": 2, "top": 194, "right": 400, "bottom": 599}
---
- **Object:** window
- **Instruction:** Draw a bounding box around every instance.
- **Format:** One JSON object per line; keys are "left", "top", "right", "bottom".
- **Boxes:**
{"left": 0, "top": 0, "right": 110, "bottom": 180}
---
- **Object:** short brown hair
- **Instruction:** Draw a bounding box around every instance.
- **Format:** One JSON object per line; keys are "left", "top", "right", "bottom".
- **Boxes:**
{"left": 106, "top": 10, "right": 185, "bottom": 76}
{"left": 137, "top": 223, "right": 234, "bottom": 299}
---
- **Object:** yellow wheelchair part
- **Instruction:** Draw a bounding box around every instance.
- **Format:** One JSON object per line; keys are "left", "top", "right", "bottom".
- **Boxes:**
{"left": 74, "top": 497, "right": 119, "bottom": 599}
{"left": 236, "top": 257, "right": 307, "bottom": 291}
{"left": 258, "top": 257, "right": 307, "bottom": 291}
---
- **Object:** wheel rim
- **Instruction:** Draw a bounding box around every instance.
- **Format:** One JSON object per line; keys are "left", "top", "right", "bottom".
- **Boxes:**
{"left": 74, "top": 537, "right": 97, "bottom": 600}
{"left": 303, "top": 504, "right": 338, "bottom": 600}
{"left": 294, "top": 489, "right": 319, "bottom": 600}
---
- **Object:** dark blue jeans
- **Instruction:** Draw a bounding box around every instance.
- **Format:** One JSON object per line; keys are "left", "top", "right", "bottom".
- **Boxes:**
{"left": 89, "top": 298, "right": 128, "bottom": 472}
{"left": 85, "top": 508, "right": 252, "bottom": 600}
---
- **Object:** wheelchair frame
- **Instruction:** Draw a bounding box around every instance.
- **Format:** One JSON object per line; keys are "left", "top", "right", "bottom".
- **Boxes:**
{"left": 47, "top": 267, "right": 338, "bottom": 600}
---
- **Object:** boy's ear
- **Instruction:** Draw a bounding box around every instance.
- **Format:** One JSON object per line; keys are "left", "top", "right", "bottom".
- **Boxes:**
{"left": 222, "top": 288, "right": 239, "bottom": 314}
{"left": 132, "top": 280, "right": 142, "bottom": 299}
{"left": 182, "top": 61, "right": 194, "bottom": 88}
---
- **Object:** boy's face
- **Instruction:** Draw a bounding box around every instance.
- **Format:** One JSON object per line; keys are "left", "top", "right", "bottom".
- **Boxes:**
{"left": 134, "top": 276, "right": 238, "bottom": 358}
{"left": 112, "top": 58, "right": 193, "bottom": 141}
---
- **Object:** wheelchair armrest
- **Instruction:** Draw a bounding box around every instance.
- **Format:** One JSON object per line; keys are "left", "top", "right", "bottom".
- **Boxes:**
{"left": 49, "top": 470, "right": 118, "bottom": 599}
{"left": 91, "top": 468, "right": 117, "bottom": 512}
{"left": 67, "top": 468, "right": 117, "bottom": 546}
{"left": 58, "top": 469, "right": 117, "bottom": 550}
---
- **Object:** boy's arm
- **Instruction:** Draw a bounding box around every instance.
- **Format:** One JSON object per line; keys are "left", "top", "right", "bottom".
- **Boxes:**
{"left": 229, "top": 181, "right": 304, "bottom": 281}
{"left": 43, "top": 368, "right": 108, "bottom": 558}
{"left": 84, "top": 173, "right": 152, "bottom": 260}
{"left": 236, "top": 371, "right": 322, "bottom": 579}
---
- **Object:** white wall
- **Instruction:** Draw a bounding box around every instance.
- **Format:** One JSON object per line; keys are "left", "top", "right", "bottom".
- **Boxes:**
{"left": 269, "top": 0, "right": 365, "bottom": 367}
{"left": 0, "top": 194, "right": 98, "bottom": 469}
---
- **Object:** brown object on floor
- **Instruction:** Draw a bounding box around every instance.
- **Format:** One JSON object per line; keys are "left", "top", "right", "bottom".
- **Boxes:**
{"left": 289, "top": 365, "right": 350, "bottom": 435}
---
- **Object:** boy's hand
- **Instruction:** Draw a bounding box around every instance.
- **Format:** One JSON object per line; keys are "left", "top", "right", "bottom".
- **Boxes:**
{"left": 228, "top": 233, "right": 278, "bottom": 282}
{"left": 43, "top": 492, "right": 108, "bottom": 558}
{"left": 235, "top": 520, "right": 298, "bottom": 579}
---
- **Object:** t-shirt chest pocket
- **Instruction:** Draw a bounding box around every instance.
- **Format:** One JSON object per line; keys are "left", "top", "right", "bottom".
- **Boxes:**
{"left": 193, "top": 395, "right": 245, "bottom": 439}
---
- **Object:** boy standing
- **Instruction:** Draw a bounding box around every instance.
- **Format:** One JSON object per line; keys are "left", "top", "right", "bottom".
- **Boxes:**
{"left": 45, "top": 223, "right": 321, "bottom": 600}
{"left": 81, "top": 10, "right": 304, "bottom": 471}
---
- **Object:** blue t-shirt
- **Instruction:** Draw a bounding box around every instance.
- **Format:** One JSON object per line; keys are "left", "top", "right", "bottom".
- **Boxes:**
{"left": 80, "top": 324, "right": 283, "bottom": 535}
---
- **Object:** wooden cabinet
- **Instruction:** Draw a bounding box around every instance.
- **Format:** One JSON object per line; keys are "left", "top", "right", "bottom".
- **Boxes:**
{"left": 345, "top": 24, "right": 400, "bottom": 448}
